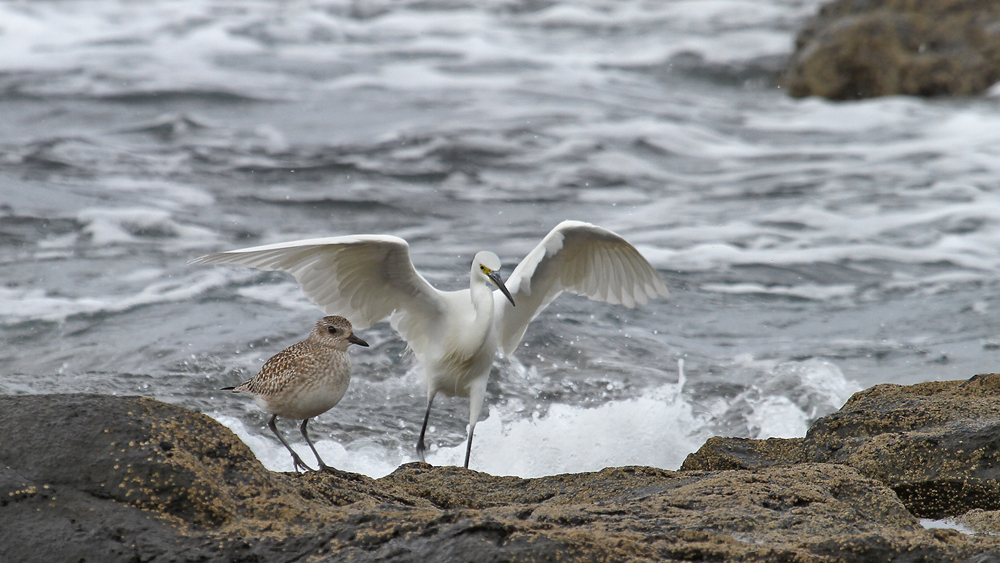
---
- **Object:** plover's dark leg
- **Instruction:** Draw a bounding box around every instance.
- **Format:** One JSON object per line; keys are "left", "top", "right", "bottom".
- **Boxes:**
{"left": 299, "top": 418, "right": 334, "bottom": 471}
{"left": 416, "top": 393, "right": 436, "bottom": 463}
{"left": 268, "top": 414, "right": 314, "bottom": 472}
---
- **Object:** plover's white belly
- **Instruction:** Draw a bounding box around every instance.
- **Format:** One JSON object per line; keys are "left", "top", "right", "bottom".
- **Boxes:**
{"left": 255, "top": 355, "right": 351, "bottom": 420}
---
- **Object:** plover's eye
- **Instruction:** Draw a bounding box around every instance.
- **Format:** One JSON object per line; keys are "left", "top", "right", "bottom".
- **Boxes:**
{"left": 327, "top": 326, "right": 338, "bottom": 335}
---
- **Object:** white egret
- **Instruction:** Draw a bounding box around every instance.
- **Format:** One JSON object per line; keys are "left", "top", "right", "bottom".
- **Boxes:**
{"left": 193, "top": 220, "right": 668, "bottom": 468}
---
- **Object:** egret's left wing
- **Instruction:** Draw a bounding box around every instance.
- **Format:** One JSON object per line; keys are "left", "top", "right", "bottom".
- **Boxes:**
{"left": 496, "top": 221, "right": 668, "bottom": 355}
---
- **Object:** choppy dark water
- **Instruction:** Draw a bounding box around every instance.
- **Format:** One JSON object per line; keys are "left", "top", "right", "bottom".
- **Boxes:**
{"left": 2, "top": 0, "right": 999, "bottom": 476}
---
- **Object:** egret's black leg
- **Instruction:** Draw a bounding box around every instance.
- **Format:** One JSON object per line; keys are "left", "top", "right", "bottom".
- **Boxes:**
{"left": 463, "top": 431, "right": 474, "bottom": 469}
{"left": 300, "top": 418, "right": 335, "bottom": 472}
{"left": 268, "top": 414, "right": 314, "bottom": 472}
{"left": 416, "top": 394, "right": 435, "bottom": 463}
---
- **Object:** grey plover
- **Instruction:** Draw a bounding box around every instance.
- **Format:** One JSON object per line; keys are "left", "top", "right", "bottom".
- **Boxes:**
{"left": 223, "top": 315, "right": 369, "bottom": 472}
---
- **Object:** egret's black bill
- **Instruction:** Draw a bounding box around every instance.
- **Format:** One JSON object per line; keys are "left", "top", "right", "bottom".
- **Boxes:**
{"left": 489, "top": 271, "right": 516, "bottom": 307}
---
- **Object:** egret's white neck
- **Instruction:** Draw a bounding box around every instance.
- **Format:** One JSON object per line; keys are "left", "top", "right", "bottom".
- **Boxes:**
{"left": 468, "top": 270, "right": 495, "bottom": 320}
{"left": 450, "top": 268, "right": 496, "bottom": 358}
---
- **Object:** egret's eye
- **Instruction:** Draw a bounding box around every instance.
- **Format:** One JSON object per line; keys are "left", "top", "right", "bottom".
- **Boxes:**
{"left": 481, "top": 265, "right": 491, "bottom": 274}
{"left": 327, "top": 326, "right": 338, "bottom": 335}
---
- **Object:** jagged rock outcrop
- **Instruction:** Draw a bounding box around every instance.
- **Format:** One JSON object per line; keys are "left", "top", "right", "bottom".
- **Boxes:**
{"left": 3, "top": 387, "right": 1000, "bottom": 562}
{"left": 684, "top": 373, "right": 1000, "bottom": 521}
{"left": 781, "top": 0, "right": 1000, "bottom": 99}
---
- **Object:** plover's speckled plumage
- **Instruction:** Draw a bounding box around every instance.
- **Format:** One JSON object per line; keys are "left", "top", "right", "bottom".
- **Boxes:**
{"left": 223, "top": 315, "right": 368, "bottom": 472}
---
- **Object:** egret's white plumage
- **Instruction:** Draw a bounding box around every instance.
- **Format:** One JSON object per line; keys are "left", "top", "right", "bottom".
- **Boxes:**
{"left": 193, "top": 220, "right": 668, "bottom": 468}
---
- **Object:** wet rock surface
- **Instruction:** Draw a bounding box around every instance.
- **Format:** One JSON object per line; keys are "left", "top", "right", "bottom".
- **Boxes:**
{"left": 685, "top": 374, "right": 1000, "bottom": 520}
{"left": 781, "top": 0, "right": 1000, "bottom": 99}
{"left": 2, "top": 388, "right": 1000, "bottom": 561}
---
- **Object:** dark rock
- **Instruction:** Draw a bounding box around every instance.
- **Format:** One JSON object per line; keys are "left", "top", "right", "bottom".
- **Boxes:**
{"left": 781, "top": 0, "right": 1000, "bottom": 99}
{"left": 4, "top": 392, "right": 1000, "bottom": 562}
{"left": 684, "top": 373, "right": 1000, "bottom": 520}
{"left": 0, "top": 394, "right": 417, "bottom": 562}
{"left": 680, "top": 435, "right": 808, "bottom": 471}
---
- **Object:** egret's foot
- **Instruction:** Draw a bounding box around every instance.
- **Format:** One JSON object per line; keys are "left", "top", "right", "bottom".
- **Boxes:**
{"left": 416, "top": 440, "right": 427, "bottom": 463}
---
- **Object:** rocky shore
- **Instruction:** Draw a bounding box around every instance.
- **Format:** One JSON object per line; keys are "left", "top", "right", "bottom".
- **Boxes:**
{"left": 4, "top": 375, "right": 1000, "bottom": 562}
{"left": 782, "top": 0, "right": 1000, "bottom": 99}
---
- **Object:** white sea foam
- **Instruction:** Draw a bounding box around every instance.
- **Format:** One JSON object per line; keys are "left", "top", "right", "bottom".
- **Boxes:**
{"left": 236, "top": 283, "right": 318, "bottom": 312}
{"left": 704, "top": 358, "right": 860, "bottom": 440}
{"left": 745, "top": 396, "right": 809, "bottom": 439}
{"left": 746, "top": 96, "right": 929, "bottom": 134}
{"left": 0, "top": 1, "right": 274, "bottom": 96}
{"left": 77, "top": 207, "right": 219, "bottom": 250}
{"left": 214, "top": 415, "right": 405, "bottom": 477}
{"left": 656, "top": 234, "right": 998, "bottom": 273}
{"left": 430, "top": 377, "right": 704, "bottom": 477}
{"left": 0, "top": 270, "right": 232, "bottom": 324}
{"left": 920, "top": 519, "right": 976, "bottom": 535}
{"left": 214, "top": 374, "right": 705, "bottom": 478}
{"left": 701, "top": 283, "right": 856, "bottom": 301}
{"left": 213, "top": 357, "right": 857, "bottom": 478}
{"left": 527, "top": 0, "right": 815, "bottom": 62}
{"left": 0, "top": 0, "right": 818, "bottom": 99}
{"left": 637, "top": 189, "right": 1000, "bottom": 280}
{"left": 98, "top": 178, "right": 217, "bottom": 209}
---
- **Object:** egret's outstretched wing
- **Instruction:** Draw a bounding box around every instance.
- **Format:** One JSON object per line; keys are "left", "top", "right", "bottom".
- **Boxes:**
{"left": 497, "top": 221, "right": 668, "bottom": 355}
{"left": 191, "top": 235, "right": 446, "bottom": 356}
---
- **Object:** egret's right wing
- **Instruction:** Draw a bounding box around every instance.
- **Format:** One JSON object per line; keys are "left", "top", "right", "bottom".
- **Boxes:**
{"left": 191, "top": 235, "right": 446, "bottom": 356}
{"left": 497, "top": 221, "right": 668, "bottom": 355}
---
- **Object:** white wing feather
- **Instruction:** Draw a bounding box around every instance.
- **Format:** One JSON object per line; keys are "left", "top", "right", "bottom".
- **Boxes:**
{"left": 496, "top": 221, "right": 668, "bottom": 355}
{"left": 191, "top": 235, "right": 446, "bottom": 358}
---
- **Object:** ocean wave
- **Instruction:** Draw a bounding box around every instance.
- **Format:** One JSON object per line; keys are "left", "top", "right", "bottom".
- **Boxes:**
{"left": 212, "top": 356, "right": 858, "bottom": 478}
{"left": 213, "top": 359, "right": 705, "bottom": 478}
{"left": 77, "top": 207, "right": 218, "bottom": 249}
{"left": 701, "top": 282, "right": 856, "bottom": 301}
{"left": 0, "top": 0, "right": 819, "bottom": 101}
{"left": 0, "top": 269, "right": 232, "bottom": 325}
{"left": 635, "top": 191, "right": 1000, "bottom": 282}
{"left": 701, "top": 357, "right": 860, "bottom": 440}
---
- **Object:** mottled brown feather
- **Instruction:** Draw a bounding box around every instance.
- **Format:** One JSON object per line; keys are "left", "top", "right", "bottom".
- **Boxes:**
{"left": 227, "top": 315, "right": 366, "bottom": 420}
